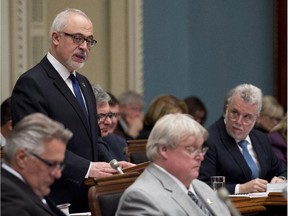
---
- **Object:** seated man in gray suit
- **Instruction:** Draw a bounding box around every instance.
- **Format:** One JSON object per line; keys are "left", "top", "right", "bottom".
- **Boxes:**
{"left": 116, "top": 113, "right": 230, "bottom": 216}
{"left": 1, "top": 113, "right": 72, "bottom": 216}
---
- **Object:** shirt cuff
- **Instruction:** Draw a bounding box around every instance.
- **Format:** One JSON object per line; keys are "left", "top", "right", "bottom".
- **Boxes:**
{"left": 85, "top": 162, "right": 92, "bottom": 178}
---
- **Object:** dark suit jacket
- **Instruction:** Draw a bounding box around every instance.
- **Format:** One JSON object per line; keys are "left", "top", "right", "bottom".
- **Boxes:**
{"left": 198, "top": 118, "right": 287, "bottom": 194}
{"left": 1, "top": 168, "right": 66, "bottom": 216}
{"left": 102, "top": 133, "right": 128, "bottom": 161}
{"left": 11, "top": 56, "right": 112, "bottom": 213}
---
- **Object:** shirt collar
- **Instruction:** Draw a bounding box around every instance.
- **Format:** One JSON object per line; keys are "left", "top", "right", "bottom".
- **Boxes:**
{"left": 47, "top": 52, "right": 75, "bottom": 81}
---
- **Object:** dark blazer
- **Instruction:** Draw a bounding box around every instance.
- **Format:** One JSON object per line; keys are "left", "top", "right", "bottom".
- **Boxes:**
{"left": 11, "top": 56, "right": 112, "bottom": 213}
{"left": 198, "top": 118, "right": 287, "bottom": 194}
{"left": 102, "top": 133, "right": 128, "bottom": 161}
{"left": 1, "top": 168, "right": 66, "bottom": 216}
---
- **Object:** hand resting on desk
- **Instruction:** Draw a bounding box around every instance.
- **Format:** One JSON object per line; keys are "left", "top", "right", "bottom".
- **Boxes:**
{"left": 88, "top": 161, "right": 135, "bottom": 178}
{"left": 239, "top": 177, "right": 286, "bottom": 194}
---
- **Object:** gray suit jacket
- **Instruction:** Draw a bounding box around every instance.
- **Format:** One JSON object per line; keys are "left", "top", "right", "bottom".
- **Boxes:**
{"left": 116, "top": 163, "right": 230, "bottom": 216}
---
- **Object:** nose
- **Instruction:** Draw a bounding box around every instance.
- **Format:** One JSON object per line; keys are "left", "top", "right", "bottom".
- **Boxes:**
{"left": 51, "top": 168, "right": 62, "bottom": 179}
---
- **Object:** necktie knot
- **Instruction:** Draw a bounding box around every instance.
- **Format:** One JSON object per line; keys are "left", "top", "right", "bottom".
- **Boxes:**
{"left": 238, "top": 140, "right": 248, "bottom": 149}
{"left": 69, "top": 74, "right": 77, "bottom": 82}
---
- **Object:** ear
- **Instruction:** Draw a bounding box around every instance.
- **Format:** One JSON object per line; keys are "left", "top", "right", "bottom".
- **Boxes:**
{"left": 51, "top": 31, "right": 61, "bottom": 45}
{"left": 15, "top": 149, "right": 29, "bottom": 169}
{"left": 158, "top": 145, "right": 169, "bottom": 160}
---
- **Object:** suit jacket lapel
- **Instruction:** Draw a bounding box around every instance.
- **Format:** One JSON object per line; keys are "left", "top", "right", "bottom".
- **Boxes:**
{"left": 147, "top": 164, "right": 201, "bottom": 215}
{"left": 41, "top": 57, "right": 91, "bottom": 134}
{"left": 2, "top": 169, "right": 60, "bottom": 216}
{"left": 218, "top": 119, "right": 252, "bottom": 180}
{"left": 249, "top": 131, "right": 266, "bottom": 177}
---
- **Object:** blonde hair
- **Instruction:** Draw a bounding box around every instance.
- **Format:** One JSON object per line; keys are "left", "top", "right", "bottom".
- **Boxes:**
{"left": 144, "top": 95, "right": 188, "bottom": 127}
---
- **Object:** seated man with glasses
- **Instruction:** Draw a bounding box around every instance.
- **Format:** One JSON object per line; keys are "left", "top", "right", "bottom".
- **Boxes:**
{"left": 116, "top": 113, "right": 230, "bottom": 216}
{"left": 1, "top": 113, "right": 72, "bottom": 216}
{"left": 199, "top": 84, "right": 286, "bottom": 195}
{"left": 93, "top": 84, "right": 128, "bottom": 161}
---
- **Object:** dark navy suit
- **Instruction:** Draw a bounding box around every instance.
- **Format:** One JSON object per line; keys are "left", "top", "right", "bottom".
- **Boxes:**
{"left": 198, "top": 118, "right": 287, "bottom": 194}
{"left": 1, "top": 168, "right": 67, "bottom": 216}
{"left": 11, "top": 56, "right": 112, "bottom": 212}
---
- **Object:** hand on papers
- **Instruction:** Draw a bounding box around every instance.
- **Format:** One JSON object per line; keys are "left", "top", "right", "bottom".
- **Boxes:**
{"left": 270, "top": 176, "right": 286, "bottom": 183}
{"left": 239, "top": 178, "right": 268, "bottom": 194}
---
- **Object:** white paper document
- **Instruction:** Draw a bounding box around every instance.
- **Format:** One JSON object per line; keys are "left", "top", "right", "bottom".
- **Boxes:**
{"left": 267, "top": 182, "right": 287, "bottom": 192}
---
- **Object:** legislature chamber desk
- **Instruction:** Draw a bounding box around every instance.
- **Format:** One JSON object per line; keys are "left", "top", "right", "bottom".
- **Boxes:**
{"left": 231, "top": 192, "right": 287, "bottom": 216}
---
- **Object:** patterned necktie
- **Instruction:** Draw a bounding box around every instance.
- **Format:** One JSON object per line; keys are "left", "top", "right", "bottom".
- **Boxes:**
{"left": 69, "top": 74, "right": 88, "bottom": 117}
{"left": 238, "top": 140, "right": 259, "bottom": 179}
{"left": 188, "top": 191, "right": 212, "bottom": 216}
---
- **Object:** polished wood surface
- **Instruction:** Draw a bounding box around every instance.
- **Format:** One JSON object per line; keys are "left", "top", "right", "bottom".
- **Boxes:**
{"left": 230, "top": 192, "right": 287, "bottom": 215}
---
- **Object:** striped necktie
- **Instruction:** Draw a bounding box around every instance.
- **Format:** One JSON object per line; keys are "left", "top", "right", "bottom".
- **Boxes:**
{"left": 188, "top": 191, "right": 212, "bottom": 216}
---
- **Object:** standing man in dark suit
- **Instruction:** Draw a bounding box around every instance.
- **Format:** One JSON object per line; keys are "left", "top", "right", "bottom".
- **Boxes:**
{"left": 199, "top": 84, "right": 286, "bottom": 194}
{"left": 1, "top": 113, "right": 72, "bottom": 216}
{"left": 11, "top": 8, "right": 132, "bottom": 213}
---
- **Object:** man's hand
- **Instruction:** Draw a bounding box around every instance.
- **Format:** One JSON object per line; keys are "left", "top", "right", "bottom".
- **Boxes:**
{"left": 239, "top": 178, "right": 268, "bottom": 193}
{"left": 270, "top": 176, "right": 286, "bottom": 183}
{"left": 119, "top": 161, "right": 135, "bottom": 169}
{"left": 88, "top": 162, "right": 116, "bottom": 178}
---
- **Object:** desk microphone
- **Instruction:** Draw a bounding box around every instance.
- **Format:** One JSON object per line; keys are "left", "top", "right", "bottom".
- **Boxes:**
{"left": 109, "top": 159, "right": 124, "bottom": 174}
{"left": 217, "top": 188, "right": 242, "bottom": 216}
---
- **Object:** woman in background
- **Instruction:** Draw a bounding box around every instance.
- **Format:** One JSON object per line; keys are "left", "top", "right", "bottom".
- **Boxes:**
{"left": 138, "top": 94, "right": 188, "bottom": 139}
{"left": 267, "top": 113, "right": 287, "bottom": 166}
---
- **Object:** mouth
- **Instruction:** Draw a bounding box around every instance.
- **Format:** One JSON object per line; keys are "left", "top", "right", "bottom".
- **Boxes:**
{"left": 73, "top": 52, "right": 86, "bottom": 62}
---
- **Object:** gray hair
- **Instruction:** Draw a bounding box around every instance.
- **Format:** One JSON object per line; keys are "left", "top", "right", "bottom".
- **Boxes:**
{"left": 50, "top": 8, "right": 92, "bottom": 39}
{"left": 146, "top": 113, "right": 208, "bottom": 161}
{"left": 227, "top": 84, "right": 263, "bottom": 114}
{"left": 3, "top": 113, "right": 72, "bottom": 164}
{"left": 118, "top": 90, "right": 144, "bottom": 107}
{"left": 92, "top": 84, "right": 111, "bottom": 105}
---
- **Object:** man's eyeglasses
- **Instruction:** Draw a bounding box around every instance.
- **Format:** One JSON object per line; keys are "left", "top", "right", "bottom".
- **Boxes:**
{"left": 97, "top": 112, "right": 119, "bottom": 122}
{"left": 228, "top": 109, "right": 257, "bottom": 125}
{"left": 184, "top": 146, "right": 209, "bottom": 158}
{"left": 62, "top": 32, "right": 97, "bottom": 48}
{"left": 27, "top": 151, "right": 65, "bottom": 171}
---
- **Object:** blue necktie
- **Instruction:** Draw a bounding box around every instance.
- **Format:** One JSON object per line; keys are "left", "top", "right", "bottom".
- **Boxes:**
{"left": 188, "top": 191, "right": 212, "bottom": 216}
{"left": 238, "top": 140, "right": 259, "bottom": 179}
{"left": 69, "top": 74, "right": 88, "bottom": 117}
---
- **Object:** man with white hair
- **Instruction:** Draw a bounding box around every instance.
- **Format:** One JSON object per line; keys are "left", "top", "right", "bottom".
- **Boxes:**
{"left": 116, "top": 113, "right": 230, "bottom": 216}
{"left": 199, "top": 84, "right": 286, "bottom": 195}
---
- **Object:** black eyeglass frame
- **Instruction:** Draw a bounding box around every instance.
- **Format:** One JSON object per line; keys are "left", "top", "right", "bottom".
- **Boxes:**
{"left": 28, "top": 151, "right": 65, "bottom": 171}
{"left": 97, "top": 112, "right": 118, "bottom": 122}
{"left": 62, "top": 32, "right": 97, "bottom": 48}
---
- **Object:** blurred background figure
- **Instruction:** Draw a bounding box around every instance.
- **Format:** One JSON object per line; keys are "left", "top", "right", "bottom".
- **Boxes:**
{"left": 1, "top": 97, "right": 12, "bottom": 147}
{"left": 255, "top": 95, "right": 284, "bottom": 133}
{"left": 107, "top": 92, "right": 120, "bottom": 133}
{"left": 92, "top": 84, "right": 128, "bottom": 161}
{"left": 115, "top": 90, "right": 144, "bottom": 140}
{"left": 267, "top": 113, "right": 287, "bottom": 167}
{"left": 138, "top": 94, "right": 188, "bottom": 139}
{"left": 184, "top": 96, "right": 207, "bottom": 125}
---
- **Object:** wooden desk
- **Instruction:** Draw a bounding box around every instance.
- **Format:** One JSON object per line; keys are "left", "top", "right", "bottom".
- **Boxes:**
{"left": 231, "top": 192, "right": 287, "bottom": 215}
